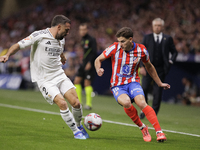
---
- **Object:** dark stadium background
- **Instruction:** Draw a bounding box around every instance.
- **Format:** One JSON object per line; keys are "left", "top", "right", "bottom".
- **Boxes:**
{"left": 0, "top": 0, "right": 200, "bottom": 104}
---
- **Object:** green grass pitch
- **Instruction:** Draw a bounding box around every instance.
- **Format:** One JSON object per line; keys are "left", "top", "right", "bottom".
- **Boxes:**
{"left": 0, "top": 89, "right": 200, "bottom": 150}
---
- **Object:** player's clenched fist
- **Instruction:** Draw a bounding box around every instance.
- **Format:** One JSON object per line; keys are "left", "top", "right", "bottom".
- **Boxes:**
{"left": 97, "top": 68, "right": 104, "bottom": 76}
{"left": 0, "top": 55, "right": 9, "bottom": 63}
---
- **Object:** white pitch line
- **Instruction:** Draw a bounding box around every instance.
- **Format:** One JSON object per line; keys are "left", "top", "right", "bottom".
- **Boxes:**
{"left": 102, "top": 119, "right": 200, "bottom": 137}
{"left": 0, "top": 103, "right": 59, "bottom": 115}
{"left": 0, "top": 103, "right": 200, "bottom": 137}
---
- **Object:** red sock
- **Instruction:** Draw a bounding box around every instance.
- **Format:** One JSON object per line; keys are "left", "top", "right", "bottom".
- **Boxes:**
{"left": 124, "top": 105, "right": 143, "bottom": 127}
{"left": 142, "top": 105, "right": 161, "bottom": 132}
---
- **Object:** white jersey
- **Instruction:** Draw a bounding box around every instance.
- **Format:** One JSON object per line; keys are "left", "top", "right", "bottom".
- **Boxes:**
{"left": 18, "top": 28, "right": 65, "bottom": 84}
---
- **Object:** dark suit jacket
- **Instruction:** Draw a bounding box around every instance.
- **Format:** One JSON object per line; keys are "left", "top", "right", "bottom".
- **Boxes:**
{"left": 142, "top": 33, "right": 177, "bottom": 74}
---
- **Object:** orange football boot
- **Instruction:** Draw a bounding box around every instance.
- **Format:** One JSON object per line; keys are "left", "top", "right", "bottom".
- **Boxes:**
{"left": 141, "top": 126, "right": 152, "bottom": 142}
{"left": 156, "top": 133, "right": 167, "bottom": 142}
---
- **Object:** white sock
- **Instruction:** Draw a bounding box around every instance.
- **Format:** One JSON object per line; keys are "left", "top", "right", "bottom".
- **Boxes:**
{"left": 72, "top": 105, "right": 83, "bottom": 127}
{"left": 60, "top": 108, "right": 79, "bottom": 134}
{"left": 139, "top": 123, "right": 146, "bottom": 130}
{"left": 156, "top": 131, "right": 163, "bottom": 134}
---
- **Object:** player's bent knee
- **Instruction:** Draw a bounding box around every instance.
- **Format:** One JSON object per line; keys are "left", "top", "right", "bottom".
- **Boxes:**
{"left": 136, "top": 100, "right": 147, "bottom": 110}
{"left": 71, "top": 100, "right": 81, "bottom": 108}
{"left": 120, "top": 99, "right": 132, "bottom": 108}
{"left": 60, "top": 101, "right": 68, "bottom": 110}
{"left": 54, "top": 98, "right": 68, "bottom": 110}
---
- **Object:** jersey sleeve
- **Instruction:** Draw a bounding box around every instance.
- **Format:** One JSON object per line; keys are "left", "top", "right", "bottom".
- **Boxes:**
{"left": 141, "top": 45, "right": 150, "bottom": 63}
{"left": 18, "top": 31, "right": 41, "bottom": 49}
{"left": 103, "top": 43, "right": 117, "bottom": 58}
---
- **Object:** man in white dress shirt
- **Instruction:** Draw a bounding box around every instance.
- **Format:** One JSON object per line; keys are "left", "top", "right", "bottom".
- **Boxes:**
{"left": 0, "top": 15, "right": 89, "bottom": 139}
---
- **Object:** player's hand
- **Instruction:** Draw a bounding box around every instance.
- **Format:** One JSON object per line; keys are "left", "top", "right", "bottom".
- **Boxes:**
{"left": 97, "top": 68, "right": 104, "bottom": 76}
{"left": 0, "top": 55, "right": 9, "bottom": 63}
{"left": 61, "top": 56, "right": 67, "bottom": 65}
{"left": 60, "top": 53, "right": 67, "bottom": 65}
{"left": 160, "top": 83, "right": 170, "bottom": 90}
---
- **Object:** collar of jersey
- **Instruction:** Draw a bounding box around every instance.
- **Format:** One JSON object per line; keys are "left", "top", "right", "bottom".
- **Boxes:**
{"left": 47, "top": 28, "right": 54, "bottom": 38}
{"left": 125, "top": 42, "right": 136, "bottom": 53}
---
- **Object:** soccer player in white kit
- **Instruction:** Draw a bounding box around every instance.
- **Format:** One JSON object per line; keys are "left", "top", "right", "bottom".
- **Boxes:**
{"left": 0, "top": 15, "right": 89, "bottom": 140}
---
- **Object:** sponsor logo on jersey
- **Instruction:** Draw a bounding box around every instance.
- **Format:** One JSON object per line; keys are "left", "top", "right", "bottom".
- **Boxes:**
{"left": 132, "top": 88, "right": 142, "bottom": 91}
{"left": 46, "top": 41, "right": 51, "bottom": 45}
{"left": 117, "top": 73, "right": 133, "bottom": 78}
{"left": 45, "top": 47, "right": 61, "bottom": 56}
{"left": 122, "top": 65, "right": 130, "bottom": 74}
{"left": 45, "top": 47, "right": 61, "bottom": 52}
{"left": 32, "top": 33, "right": 39, "bottom": 37}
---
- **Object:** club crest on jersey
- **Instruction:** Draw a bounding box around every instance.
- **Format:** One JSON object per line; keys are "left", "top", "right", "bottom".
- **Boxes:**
{"left": 133, "top": 57, "right": 139, "bottom": 64}
{"left": 48, "top": 94, "right": 52, "bottom": 99}
{"left": 24, "top": 36, "right": 31, "bottom": 40}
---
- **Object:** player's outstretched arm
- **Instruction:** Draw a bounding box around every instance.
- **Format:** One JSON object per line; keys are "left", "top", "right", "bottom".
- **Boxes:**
{"left": 144, "top": 60, "right": 170, "bottom": 90}
{"left": 94, "top": 53, "right": 106, "bottom": 77}
{"left": 0, "top": 43, "right": 20, "bottom": 63}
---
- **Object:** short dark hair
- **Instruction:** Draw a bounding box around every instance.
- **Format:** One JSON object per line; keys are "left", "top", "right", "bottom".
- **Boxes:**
{"left": 79, "top": 23, "right": 88, "bottom": 28}
{"left": 116, "top": 27, "right": 133, "bottom": 39}
{"left": 51, "top": 15, "right": 71, "bottom": 27}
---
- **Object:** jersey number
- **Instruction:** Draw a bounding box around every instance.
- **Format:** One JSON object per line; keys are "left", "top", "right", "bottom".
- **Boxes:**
{"left": 112, "top": 87, "right": 119, "bottom": 94}
{"left": 42, "top": 87, "right": 48, "bottom": 95}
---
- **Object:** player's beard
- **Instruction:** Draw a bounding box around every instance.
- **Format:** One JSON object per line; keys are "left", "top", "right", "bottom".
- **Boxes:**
{"left": 122, "top": 44, "right": 132, "bottom": 52}
{"left": 55, "top": 33, "right": 65, "bottom": 40}
{"left": 121, "top": 45, "right": 128, "bottom": 51}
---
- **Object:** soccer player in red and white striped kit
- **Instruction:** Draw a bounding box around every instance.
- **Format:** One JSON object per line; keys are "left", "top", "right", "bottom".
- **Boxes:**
{"left": 95, "top": 27, "right": 168, "bottom": 142}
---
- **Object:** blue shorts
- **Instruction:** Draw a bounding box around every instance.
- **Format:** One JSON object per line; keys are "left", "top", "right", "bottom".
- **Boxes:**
{"left": 111, "top": 82, "right": 144, "bottom": 103}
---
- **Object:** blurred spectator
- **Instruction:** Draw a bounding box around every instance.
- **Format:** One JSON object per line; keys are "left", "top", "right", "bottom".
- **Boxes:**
{"left": 6, "top": 50, "right": 22, "bottom": 74}
{"left": 19, "top": 56, "right": 34, "bottom": 89}
{"left": 63, "top": 56, "right": 78, "bottom": 81}
{"left": 176, "top": 77, "right": 198, "bottom": 105}
{"left": 0, "top": 0, "right": 200, "bottom": 56}
{"left": 63, "top": 50, "right": 79, "bottom": 81}
{"left": 0, "top": 48, "right": 8, "bottom": 73}
{"left": 1, "top": 0, "right": 200, "bottom": 92}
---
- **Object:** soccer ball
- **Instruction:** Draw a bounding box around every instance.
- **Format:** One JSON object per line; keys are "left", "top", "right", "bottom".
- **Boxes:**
{"left": 84, "top": 113, "right": 102, "bottom": 131}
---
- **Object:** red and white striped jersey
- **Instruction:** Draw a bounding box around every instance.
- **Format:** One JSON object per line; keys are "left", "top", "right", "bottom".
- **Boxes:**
{"left": 103, "top": 42, "right": 149, "bottom": 87}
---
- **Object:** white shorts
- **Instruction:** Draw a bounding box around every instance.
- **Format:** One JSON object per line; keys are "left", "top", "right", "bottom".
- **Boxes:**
{"left": 38, "top": 77, "right": 75, "bottom": 105}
